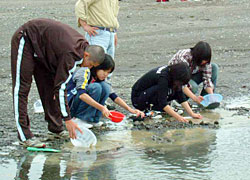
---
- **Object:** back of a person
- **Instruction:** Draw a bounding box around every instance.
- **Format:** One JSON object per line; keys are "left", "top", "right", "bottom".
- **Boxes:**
{"left": 132, "top": 66, "right": 166, "bottom": 92}
{"left": 22, "top": 18, "right": 87, "bottom": 68}
{"left": 168, "top": 49, "right": 192, "bottom": 66}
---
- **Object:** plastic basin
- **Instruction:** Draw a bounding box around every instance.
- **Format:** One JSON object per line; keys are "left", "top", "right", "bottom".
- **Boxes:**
{"left": 70, "top": 126, "right": 97, "bottom": 148}
{"left": 109, "top": 111, "right": 125, "bottom": 123}
{"left": 200, "top": 94, "right": 223, "bottom": 109}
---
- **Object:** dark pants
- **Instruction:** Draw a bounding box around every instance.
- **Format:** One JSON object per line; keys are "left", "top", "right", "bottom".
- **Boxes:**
{"left": 11, "top": 29, "right": 63, "bottom": 141}
{"left": 71, "top": 82, "right": 110, "bottom": 123}
{"left": 131, "top": 85, "right": 185, "bottom": 111}
{"left": 131, "top": 85, "right": 159, "bottom": 111}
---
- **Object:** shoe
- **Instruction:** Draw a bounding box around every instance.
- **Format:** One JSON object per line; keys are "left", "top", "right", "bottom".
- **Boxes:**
{"left": 73, "top": 118, "right": 93, "bottom": 129}
{"left": 91, "top": 121, "right": 104, "bottom": 128}
{"left": 130, "top": 115, "right": 144, "bottom": 122}
{"left": 47, "top": 130, "right": 69, "bottom": 140}
{"left": 19, "top": 137, "right": 46, "bottom": 148}
{"left": 105, "top": 102, "right": 116, "bottom": 110}
{"left": 80, "top": 121, "right": 93, "bottom": 129}
{"left": 171, "top": 100, "right": 182, "bottom": 108}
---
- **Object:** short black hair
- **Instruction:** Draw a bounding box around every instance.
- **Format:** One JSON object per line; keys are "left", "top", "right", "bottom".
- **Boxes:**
{"left": 191, "top": 41, "right": 212, "bottom": 66}
{"left": 168, "top": 62, "right": 191, "bottom": 85}
{"left": 90, "top": 54, "right": 115, "bottom": 81}
{"left": 85, "top": 45, "right": 105, "bottom": 64}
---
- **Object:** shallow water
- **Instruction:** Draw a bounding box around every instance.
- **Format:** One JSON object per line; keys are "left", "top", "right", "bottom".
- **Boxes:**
{"left": 1, "top": 97, "right": 250, "bottom": 180}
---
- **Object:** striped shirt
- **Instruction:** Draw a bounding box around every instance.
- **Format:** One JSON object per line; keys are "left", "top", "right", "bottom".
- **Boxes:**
{"left": 66, "top": 67, "right": 118, "bottom": 108}
{"left": 66, "top": 67, "right": 90, "bottom": 107}
{"left": 73, "top": 67, "right": 91, "bottom": 95}
{"left": 168, "top": 49, "right": 214, "bottom": 89}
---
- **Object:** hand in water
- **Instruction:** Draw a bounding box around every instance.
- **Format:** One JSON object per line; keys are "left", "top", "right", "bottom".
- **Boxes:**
{"left": 65, "top": 119, "right": 83, "bottom": 139}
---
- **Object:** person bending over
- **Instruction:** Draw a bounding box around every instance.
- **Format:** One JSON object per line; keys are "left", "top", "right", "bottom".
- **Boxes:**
{"left": 131, "top": 63, "right": 202, "bottom": 123}
{"left": 11, "top": 18, "right": 105, "bottom": 147}
{"left": 168, "top": 41, "right": 219, "bottom": 104}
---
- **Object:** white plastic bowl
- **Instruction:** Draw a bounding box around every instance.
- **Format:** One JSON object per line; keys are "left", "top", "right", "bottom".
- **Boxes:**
{"left": 70, "top": 126, "right": 97, "bottom": 148}
{"left": 33, "top": 99, "right": 44, "bottom": 113}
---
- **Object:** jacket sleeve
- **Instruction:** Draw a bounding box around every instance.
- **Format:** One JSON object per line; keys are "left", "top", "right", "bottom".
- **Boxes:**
{"left": 109, "top": 85, "right": 118, "bottom": 101}
{"left": 54, "top": 53, "right": 81, "bottom": 121}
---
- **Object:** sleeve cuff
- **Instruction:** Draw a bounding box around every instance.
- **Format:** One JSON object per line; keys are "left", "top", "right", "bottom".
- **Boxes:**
{"left": 63, "top": 116, "right": 72, "bottom": 121}
{"left": 78, "top": 89, "right": 87, "bottom": 95}
{"left": 160, "top": 102, "right": 170, "bottom": 111}
{"left": 109, "top": 93, "right": 118, "bottom": 101}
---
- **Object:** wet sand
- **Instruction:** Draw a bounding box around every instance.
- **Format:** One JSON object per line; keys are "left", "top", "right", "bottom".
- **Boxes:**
{"left": 0, "top": 0, "right": 249, "bottom": 157}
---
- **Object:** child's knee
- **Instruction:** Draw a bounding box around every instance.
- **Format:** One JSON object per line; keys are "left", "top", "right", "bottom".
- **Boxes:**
{"left": 88, "top": 83, "right": 102, "bottom": 94}
{"left": 101, "top": 83, "right": 111, "bottom": 94}
{"left": 189, "top": 80, "right": 199, "bottom": 94}
{"left": 211, "top": 63, "right": 219, "bottom": 78}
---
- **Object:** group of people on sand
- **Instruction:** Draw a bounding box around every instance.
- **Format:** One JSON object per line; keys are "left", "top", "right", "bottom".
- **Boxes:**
{"left": 10, "top": 0, "right": 218, "bottom": 148}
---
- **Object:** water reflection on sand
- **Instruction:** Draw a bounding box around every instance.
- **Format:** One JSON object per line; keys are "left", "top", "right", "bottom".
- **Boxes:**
{"left": 1, "top": 97, "right": 250, "bottom": 180}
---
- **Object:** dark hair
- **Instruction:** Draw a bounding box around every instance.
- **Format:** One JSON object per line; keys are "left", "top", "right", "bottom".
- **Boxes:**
{"left": 168, "top": 62, "right": 191, "bottom": 85}
{"left": 191, "top": 41, "right": 212, "bottom": 66}
{"left": 85, "top": 45, "right": 105, "bottom": 64}
{"left": 90, "top": 54, "right": 115, "bottom": 81}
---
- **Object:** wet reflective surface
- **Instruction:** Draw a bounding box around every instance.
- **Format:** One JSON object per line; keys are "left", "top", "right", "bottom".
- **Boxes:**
{"left": 1, "top": 97, "right": 250, "bottom": 180}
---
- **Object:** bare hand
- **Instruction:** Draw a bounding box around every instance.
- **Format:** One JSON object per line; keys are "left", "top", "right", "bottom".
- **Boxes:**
{"left": 83, "top": 24, "right": 99, "bottom": 36}
{"left": 177, "top": 116, "right": 189, "bottom": 123}
{"left": 65, "top": 119, "right": 83, "bottom": 139}
{"left": 194, "top": 95, "right": 204, "bottom": 104}
{"left": 191, "top": 113, "right": 203, "bottom": 119}
{"left": 131, "top": 109, "right": 145, "bottom": 118}
{"left": 101, "top": 106, "right": 111, "bottom": 119}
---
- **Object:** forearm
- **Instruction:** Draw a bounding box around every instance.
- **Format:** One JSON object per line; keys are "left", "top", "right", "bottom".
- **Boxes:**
{"left": 183, "top": 86, "right": 196, "bottom": 100}
{"left": 183, "top": 86, "right": 203, "bottom": 103}
{"left": 79, "top": 93, "right": 104, "bottom": 112}
{"left": 181, "top": 101, "right": 203, "bottom": 119}
{"left": 114, "top": 97, "right": 133, "bottom": 112}
{"left": 78, "top": 18, "right": 87, "bottom": 28}
{"left": 181, "top": 101, "right": 194, "bottom": 116}
{"left": 163, "top": 105, "right": 183, "bottom": 120}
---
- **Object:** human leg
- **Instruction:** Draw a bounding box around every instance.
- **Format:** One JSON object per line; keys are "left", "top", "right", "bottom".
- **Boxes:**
{"left": 200, "top": 63, "right": 219, "bottom": 96}
{"left": 72, "top": 83, "right": 103, "bottom": 123}
{"left": 94, "top": 81, "right": 111, "bottom": 122}
{"left": 189, "top": 79, "right": 199, "bottom": 95}
{"left": 211, "top": 63, "right": 219, "bottom": 88}
{"left": 190, "top": 72, "right": 203, "bottom": 95}
{"left": 106, "top": 32, "right": 116, "bottom": 59}
{"left": 201, "top": 63, "right": 219, "bottom": 95}
{"left": 11, "top": 32, "right": 35, "bottom": 141}
{"left": 85, "top": 30, "right": 112, "bottom": 56}
{"left": 33, "top": 61, "right": 64, "bottom": 134}
{"left": 131, "top": 85, "right": 159, "bottom": 111}
{"left": 85, "top": 30, "right": 115, "bottom": 80}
